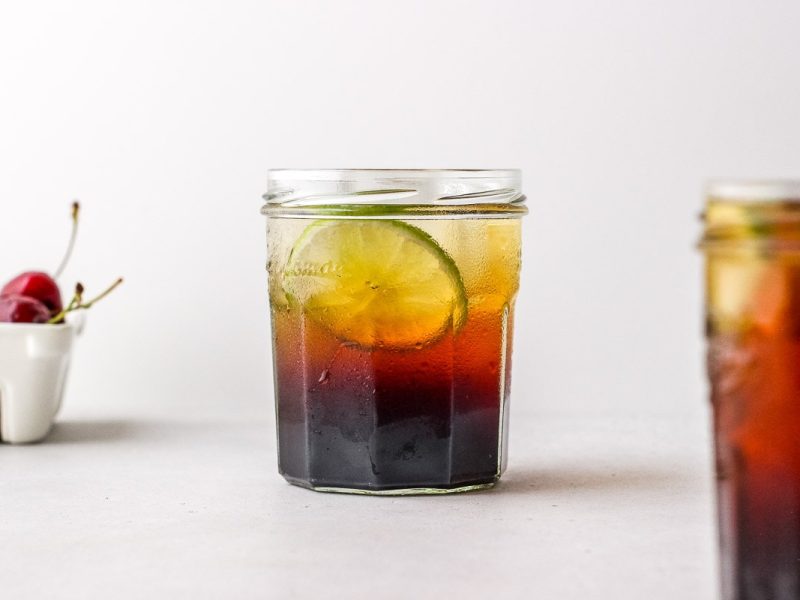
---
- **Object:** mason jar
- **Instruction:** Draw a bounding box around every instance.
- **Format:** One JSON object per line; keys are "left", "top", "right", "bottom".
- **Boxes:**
{"left": 701, "top": 180, "right": 800, "bottom": 599}
{"left": 263, "top": 169, "right": 526, "bottom": 494}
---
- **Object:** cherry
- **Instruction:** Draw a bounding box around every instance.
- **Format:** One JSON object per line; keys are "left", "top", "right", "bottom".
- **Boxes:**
{"left": 0, "top": 201, "right": 77, "bottom": 319}
{"left": 0, "top": 202, "right": 122, "bottom": 325}
{"left": 0, "top": 294, "right": 50, "bottom": 323}
{"left": 1, "top": 271, "right": 62, "bottom": 314}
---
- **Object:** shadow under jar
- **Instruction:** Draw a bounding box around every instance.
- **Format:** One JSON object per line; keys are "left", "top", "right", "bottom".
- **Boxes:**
{"left": 701, "top": 180, "right": 800, "bottom": 600}
{"left": 262, "top": 169, "right": 526, "bottom": 495}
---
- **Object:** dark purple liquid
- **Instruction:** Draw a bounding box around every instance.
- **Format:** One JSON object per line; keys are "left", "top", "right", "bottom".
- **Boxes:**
{"left": 272, "top": 304, "right": 512, "bottom": 491}
{"left": 709, "top": 333, "right": 800, "bottom": 599}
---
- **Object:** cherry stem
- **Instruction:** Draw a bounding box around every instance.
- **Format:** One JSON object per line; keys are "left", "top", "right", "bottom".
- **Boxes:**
{"left": 66, "top": 283, "right": 84, "bottom": 311}
{"left": 82, "top": 277, "right": 122, "bottom": 308}
{"left": 47, "top": 278, "right": 122, "bottom": 324}
{"left": 53, "top": 201, "right": 80, "bottom": 280}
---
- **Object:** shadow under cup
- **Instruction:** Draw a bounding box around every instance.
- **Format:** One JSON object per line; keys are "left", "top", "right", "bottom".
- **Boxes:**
{"left": 262, "top": 169, "right": 526, "bottom": 495}
{"left": 701, "top": 180, "right": 800, "bottom": 600}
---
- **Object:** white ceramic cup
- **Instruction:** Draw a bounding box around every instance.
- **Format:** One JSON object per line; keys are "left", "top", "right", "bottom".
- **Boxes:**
{"left": 0, "top": 317, "right": 83, "bottom": 444}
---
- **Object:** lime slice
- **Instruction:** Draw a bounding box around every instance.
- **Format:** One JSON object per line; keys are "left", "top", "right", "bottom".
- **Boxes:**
{"left": 283, "top": 220, "right": 467, "bottom": 349}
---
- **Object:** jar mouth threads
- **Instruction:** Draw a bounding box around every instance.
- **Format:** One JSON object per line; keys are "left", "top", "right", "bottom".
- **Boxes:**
{"left": 262, "top": 169, "right": 526, "bottom": 218}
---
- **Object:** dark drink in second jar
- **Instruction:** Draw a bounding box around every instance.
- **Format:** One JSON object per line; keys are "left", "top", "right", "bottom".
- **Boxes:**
{"left": 704, "top": 190, "right": 800, "bottom": 599}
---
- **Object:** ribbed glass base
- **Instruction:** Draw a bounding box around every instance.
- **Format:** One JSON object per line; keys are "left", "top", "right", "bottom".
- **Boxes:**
{"left": 285, "top": 477, "right": 498, "bottom": 496}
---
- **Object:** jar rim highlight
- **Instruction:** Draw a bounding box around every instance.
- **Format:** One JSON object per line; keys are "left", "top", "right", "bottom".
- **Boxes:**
{"left": 706, "top": 179, "right": 800, "bottom": 202}
{"left": 262, "top": 168, "right": 527, "bottom": 219}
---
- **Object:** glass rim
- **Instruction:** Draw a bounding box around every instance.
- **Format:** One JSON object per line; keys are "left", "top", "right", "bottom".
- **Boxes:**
{"left": 706, "top": 179, "right": 800, "bottom": 202}
{"left": 263, "top": 168, "right": 526, "bottom": 217}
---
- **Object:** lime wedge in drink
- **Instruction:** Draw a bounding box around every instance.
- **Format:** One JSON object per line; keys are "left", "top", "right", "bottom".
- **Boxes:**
{"left": 282, "top": 220, "right": 467, "bottom": 349}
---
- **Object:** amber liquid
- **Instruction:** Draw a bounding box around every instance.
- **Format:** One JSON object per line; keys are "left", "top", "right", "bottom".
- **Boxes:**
{"left": 707, "top": 250, "right": 800, "bottom": 599}
{"left": 268, "top": 217, "right": 520, "bottom": 491}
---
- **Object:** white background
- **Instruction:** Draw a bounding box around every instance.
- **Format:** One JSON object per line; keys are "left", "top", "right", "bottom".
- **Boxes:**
{"left": 1, "top": 0, "right": 800, "bottom": 420}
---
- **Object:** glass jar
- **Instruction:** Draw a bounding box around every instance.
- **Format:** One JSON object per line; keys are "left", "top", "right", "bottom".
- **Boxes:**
{"left": 701, "top": 180, "right": 800, "bottom": 599}
{"left": 262, "top": 169, "right": 526, "bottom": 494}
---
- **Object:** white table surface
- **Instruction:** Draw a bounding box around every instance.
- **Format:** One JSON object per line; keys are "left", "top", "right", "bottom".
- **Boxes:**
{"left": 0, "top": 409, "right": 718, "bottom": 599}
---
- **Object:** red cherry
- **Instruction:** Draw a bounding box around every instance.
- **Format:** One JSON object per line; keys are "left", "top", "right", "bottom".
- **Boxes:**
{"left": 0, "top": 294, "right": 50, "bottom": 323}
{"left": 1, "top": 271, "right": 63, "bottom": 314}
